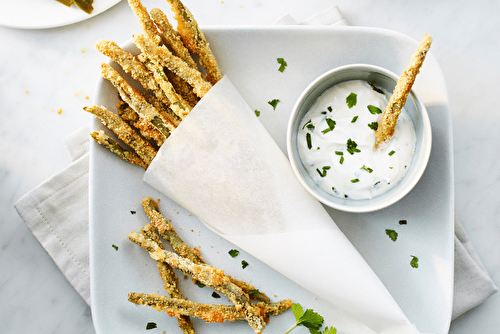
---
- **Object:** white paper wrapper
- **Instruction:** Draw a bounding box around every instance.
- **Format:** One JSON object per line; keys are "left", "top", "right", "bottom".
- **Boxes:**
{"left": 144, "top": 76, "right": 420, "bottom": 334}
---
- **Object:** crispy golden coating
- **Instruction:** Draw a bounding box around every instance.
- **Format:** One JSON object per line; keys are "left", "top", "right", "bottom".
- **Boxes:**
{"left": 128, "top": 292, "right": 292, "bottom": 322}
{"left": 117, "top": 99, "right": 165, "bottom": 148}
{"left": 140, "top": 224, "right": 196, "bottom": 334}
{"left": 165, "top": 0, "right": 222, "bottom": 85}
{"left": 150, "top": 7, "right": 198, "bottom": 69}
{"left": 85, "top": 106, "right": 156, "bottom": 166}
{"left": 133, "top": 33, "right": 212, "bottom": 99}
{"left": 127, "top": 0, "right": 162, "bottom": 45}
{"left": 127, "top": 231, "right": 268, "bottom": 334}
{"left": 100, "top": 62, "right": 175, "bottom": 139}
{"left": 374, "top": 34, "right": 432, "bottom": 148}
{"left": 137, "top": 52, "right": 192, "bottom": 119}
{"left": 90, "top": 130, "right": 148, "bottom": 168}
{"left": 141, "top": 197, "right": 271, "bottom": 304}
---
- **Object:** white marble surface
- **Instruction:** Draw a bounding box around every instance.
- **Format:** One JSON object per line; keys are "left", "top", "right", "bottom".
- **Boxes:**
{"left": 0, "top": 0, "right": 498, "bottom": 333}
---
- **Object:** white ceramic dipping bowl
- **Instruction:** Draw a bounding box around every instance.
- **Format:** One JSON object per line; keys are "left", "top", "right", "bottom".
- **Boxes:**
{"left": 287, "top": 64, "right": 432, "bottom": 213}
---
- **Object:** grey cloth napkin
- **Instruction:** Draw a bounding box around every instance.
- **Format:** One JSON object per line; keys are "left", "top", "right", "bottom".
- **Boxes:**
{"left": 14, "top": 6, "right": 497, "bottom": 321}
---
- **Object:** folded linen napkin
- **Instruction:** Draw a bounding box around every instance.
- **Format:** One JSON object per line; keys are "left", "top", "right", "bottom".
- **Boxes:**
{"left": 14, "top": 4, "right": 497, "bottom": 325}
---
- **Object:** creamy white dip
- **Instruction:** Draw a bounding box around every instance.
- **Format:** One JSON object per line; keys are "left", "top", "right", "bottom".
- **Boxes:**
{"left": 298, "top": 80, "right": 416, "bottom": 200}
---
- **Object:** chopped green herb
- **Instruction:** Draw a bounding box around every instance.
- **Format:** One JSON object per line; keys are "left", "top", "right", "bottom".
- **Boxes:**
{"left": 211, "top": 292, "right": 221, "bottom": 298}
{"left": 112, "top": 244, "right": 118, "bottom": 251}
{"left": 351, "top": 115, "right": 358, "bottom": 123}
{"left": 389, "top": 166, "right": 394, "bottom": 169}
{"left": 283, "top": 303, "right": 337, "bottom": 334}
{"left": 388, "top": 150, "right": 396, "bottom": 156}
{"left": 339, "top": 156, "right": 344, "bottom": 164}
{"left": 321, "top": 111, "right": 327, "bottom": 115}
{"left": 316, "top": 166, "right": 331, "bottom": 177}
{"left": 196, "top": 281, "right": 206, "bottom": 288}
{"left": 410, "top": 255, "right": 419, "bottom": 268}
{"left": 228, "top": 249, "right": 239, "bottom": 258}
{"left": 346, "top": 92, "right": 357, "bottom": 108}
{"left": 254, "top": 110, "right": 260, "bottom": 117}
{"left": 373, "top": 181, "right": 381, "bottom": 187}
{"left": 268, "top": 99, "right": 280, "bottom": 110}
{"left": 327, "top": 106, "right": 333, "bottom": 112}
{"left": 306, "top": 133, "right": 312, "bottom": 150}
{"left": 350, "top": 178, "right": 360, "bottom": 183}
{"left": 321, "top": 118, "right": 336, "bottom": 134}
{"left": 361, "top": 165, "right": 373, "bottom": 173}
{"left": 302, "top": 119, "right": 315, "bottom": 131}
{"left": 385, "top": 229, "right": 398, "bottom": 242}
{"left": 146, "top": 322, "right": 157, "bottom": 330}
{"left": 334, "top": 151, "right": 343, "bottom": 155}
{"left": 367, "top": 105, "right": 382, "bottom": 115}
{"left": 241, "top": 260, "right": 249, "bottom": 269}
{"left": 368, "top": 121, "right": 379, "bottom": 130}
{"left": 277, "top": 57, "right": 287, "bottom": 72}
{"left": 130, "top": 210, "right": 136, "bottom": 214}
{"left": 399, "top": 219, "right": 408, "bottom": 225}
{"left": 346, "top": 138, "right": 361, "bottom": 155}
{"left": 368, "top": 82, "right": 385, "bottom": 94}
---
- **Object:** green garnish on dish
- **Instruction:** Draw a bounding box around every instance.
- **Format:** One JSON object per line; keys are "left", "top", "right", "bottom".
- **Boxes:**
{"left": 56, "top": 0, "right": 94, "bottom": 14}
{"left": 346, "top": 92, "right": 357, "bottom": 108}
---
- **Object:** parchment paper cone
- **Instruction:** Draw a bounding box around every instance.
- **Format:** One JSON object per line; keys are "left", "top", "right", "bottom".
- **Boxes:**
{"left": 144, "top": 76, "right": 420, "bottom": 334}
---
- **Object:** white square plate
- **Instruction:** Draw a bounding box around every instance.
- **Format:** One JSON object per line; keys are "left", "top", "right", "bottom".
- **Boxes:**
{"left": 90, "top": 26, "right": 454, "bottom": 334}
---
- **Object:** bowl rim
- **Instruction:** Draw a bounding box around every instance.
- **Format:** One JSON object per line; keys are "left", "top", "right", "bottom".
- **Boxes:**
{"left": 286, "top": 63, "right": 432, "bottom": 213}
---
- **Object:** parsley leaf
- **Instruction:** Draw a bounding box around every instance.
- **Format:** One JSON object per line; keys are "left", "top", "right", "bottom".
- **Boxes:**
{"left": 277, "top": 58, "right": 288, "bottom": 72}
{"left": 228, "top": 249, "right": 239, "bottom": 258}
{"left": 351, "top": 115, "right": 358, "bottom": 123}
{"left": 268, "top": 99, "right": 280, "bottom": 110}
{"left": 368, "top": 121, "right": 378, "bottom": 130}
{"left": 410, "top": 255, "right": 419, "bottom": 268}
{"left": 346, "top": 138, "right": 361, "bottom": 155}
{"left": 130, "top": 210, "right": 136, "bottom": 214}
{"left": 255, "top": 110, "right": 260, "bottom": 117}
{"left": 112, "top": 244, "right": 118, "bottom": 251}
{"left": 283, "top": 303, "right": 336, "bottom": 334}
{"left": 388, "top": 150, "right": 396, "bottom": 156}
{"left": 367, "top": 105, "right": 382, "bottom": 114}
{"left": 146, "top": 322, "right": 157, "bottom": 330}
{"left": 399, "top": 219, "right": 408, "bottom": 225}
{"left": 385, "top": 229, "right": 398, "bottom": 242}
{"left": 211, "top": 292, "right": 221, "bottom": 298}
{"left": 241, "top": 260, "right": 249, "bottom": 269}
{"left": 321, "top": 118, "right": 336, "bottom": 134}
{"left": 346, "top": 92, "right": 357, "bottom": 108}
